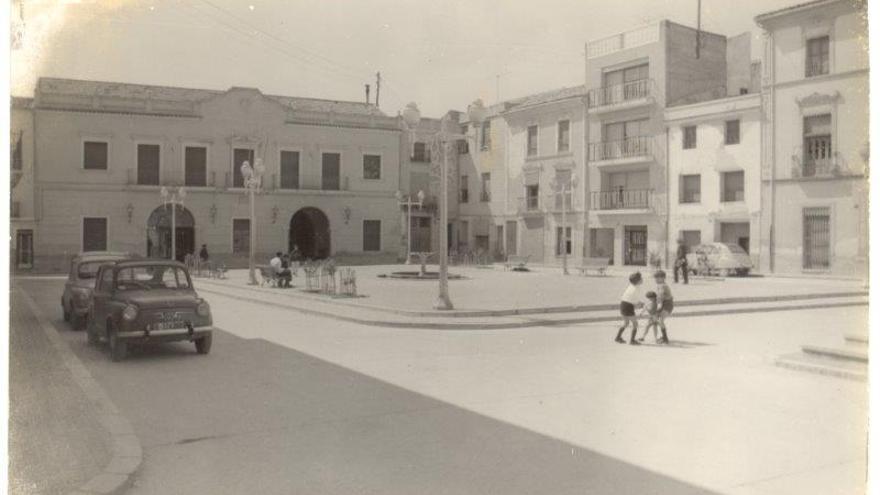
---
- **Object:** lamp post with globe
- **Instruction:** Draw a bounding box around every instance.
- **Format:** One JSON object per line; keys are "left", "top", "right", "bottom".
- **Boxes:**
{"left": 549, "top": 172, "right": 578, "bottom": 275}
{"left": 240, "top": 158, "right": 265, "bottom": 285}
{"left": 160, "top": 186, "right": 186, "bottom": 262}
{"left": 401, "top": 99, "right": 486, "bottom": 310}
{"left": 396, "top": 189, "right": 426, "bottom": 264}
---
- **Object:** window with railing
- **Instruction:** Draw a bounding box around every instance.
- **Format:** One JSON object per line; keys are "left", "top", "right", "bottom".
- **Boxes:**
{"left": 526, "top": 184, "right": 539, "bottom": 210}
{"left": 556, "top": 226, "right": 572, "bottom": 255}
{"left": 321, "top": 152, "right": 341, "bottom": 190}
{"left": 591, "top": 189, "right": 651, "bottom": 210}
{"left": 480, "top": 173, "right": 491, "bottom": 202}
{"left": 593, "top": 63, "right": 650, "bottom": 107}
{"left": 412, "top": 142, "right": 430, "bottom": 162}
{"left": 803, "top": 114, "right": 832, "bottom": 177}
{"left": 680, "top": 174, "right": 701, "bottom": 203}
{"left": 805, "top": 36, "right": 829, "bottom": 78}
{"left": 137, "top": 144, "right": 160, "bottom": 185}
{"left": 589, "top": 136, "right": 651, "bottom": 161}
{"left": 185, "top": 146, "right": 207, "bottom": 187}
{"left": 721, "top": 171, "right": 744, "bottom": 202}
{"left": 527, "top": 125, "right": 538, "bottom": 156}
{"left": 460, "top": 175, "right": 469, "bottom": 203}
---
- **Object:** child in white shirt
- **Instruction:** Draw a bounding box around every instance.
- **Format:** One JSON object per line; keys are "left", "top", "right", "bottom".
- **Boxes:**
{"left": 615, "top": 272, "right": 644, "bottom": 345}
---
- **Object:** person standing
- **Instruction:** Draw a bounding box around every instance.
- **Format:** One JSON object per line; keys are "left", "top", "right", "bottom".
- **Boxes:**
{"left": 615, "top": 272, "right": 644, "bottom": 345}
{"left": 653, "top": 270, "right": 673, "bottom": 344}
{"left": 674, "top": 238, "right": 689, "bottom": 284}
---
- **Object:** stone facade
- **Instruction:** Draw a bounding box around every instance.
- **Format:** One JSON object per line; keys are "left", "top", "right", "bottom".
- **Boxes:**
{"left": 756, "top": 0, "right": 869, "bottom": 277}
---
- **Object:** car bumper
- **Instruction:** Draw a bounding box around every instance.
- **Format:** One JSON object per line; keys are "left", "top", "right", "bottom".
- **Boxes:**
{"left": 117, "top": 326, "right": 213, "bottom": 343}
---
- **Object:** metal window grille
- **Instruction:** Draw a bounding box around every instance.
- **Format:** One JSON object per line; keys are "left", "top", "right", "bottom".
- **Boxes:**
{"left": 803, "top": 207, "right": 830, "bottom": 269}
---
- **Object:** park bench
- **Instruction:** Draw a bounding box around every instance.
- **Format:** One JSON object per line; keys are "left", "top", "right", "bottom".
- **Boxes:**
{"left": 576, "top": 257, "right": 610, "bottom": 276}
{"left": 256, "top": 264, "right": 279, "bottom": 287}
{"left": 504, "top": 255, "right": 530, "bottom": 271}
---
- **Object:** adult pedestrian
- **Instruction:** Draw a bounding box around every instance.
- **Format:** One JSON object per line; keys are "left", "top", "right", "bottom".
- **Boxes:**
{"left": 674, "top": 238, "right": 689, "bottom": 284}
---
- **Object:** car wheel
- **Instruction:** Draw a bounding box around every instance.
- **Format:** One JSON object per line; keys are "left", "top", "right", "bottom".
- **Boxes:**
{"left": 195, "top": 334, "right": 212, "bottom": 355}
{"left": 86, "top": 318, "right": 99, "bottom": 345}
{"left": 70, "top": 312, "right": 84, "bottom": 331}
{"left": 108, "top": 324, "right": 128, "bottom": 362}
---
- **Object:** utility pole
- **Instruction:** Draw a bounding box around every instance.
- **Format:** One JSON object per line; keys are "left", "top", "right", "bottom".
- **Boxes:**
{"left": 376, "top": 72, "right": 381, "bottom": 107}
{"left": 696, "top": 0, "right": 702, "bottom": 59}
{"left": 365, "top": 84, "right": 370, "bottom": 105}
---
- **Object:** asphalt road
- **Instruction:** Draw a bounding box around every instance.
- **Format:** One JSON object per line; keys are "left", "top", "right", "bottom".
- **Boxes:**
{"left": 14, "top": 277, "right": 721, "bottom": 495}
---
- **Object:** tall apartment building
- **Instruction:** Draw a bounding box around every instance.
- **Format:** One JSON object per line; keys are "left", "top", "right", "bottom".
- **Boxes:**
{"left": 756, "top": 0, "right": 869, "bottom": 276}
{"left": 584, "top": 21, "right": 729, "bottom": 267}
{"left": 11, "top": 96, "right": 35, "bottom": 269}
{"left": 22, "top": 77, "right": 407, "bottom": 271}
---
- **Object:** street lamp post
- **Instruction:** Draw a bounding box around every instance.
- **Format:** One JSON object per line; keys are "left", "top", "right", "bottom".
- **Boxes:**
{"left": 401, "top": 100, "right": 486, "bottom": 310}
{"left": 240, "top": 159, "right": 265, "bottom": 285}
{"left": 160, "top": 186, "right": 186, "bottom": 262}
{"left": 550, "top": 172, "right": 578, "bottom": 275}
{"left": 396, "top": 189, "right": 425, "bottom": 264}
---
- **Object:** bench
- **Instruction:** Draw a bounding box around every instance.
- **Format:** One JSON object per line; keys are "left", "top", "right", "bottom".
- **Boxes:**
{"left": 256, "top": 264, "right": 279, "bottom": 287}
{"left": 504, "top": 255, "right": 530, "bottom": 271}
{"left": 576, "top": 257, "right": 610, "bottom": 276}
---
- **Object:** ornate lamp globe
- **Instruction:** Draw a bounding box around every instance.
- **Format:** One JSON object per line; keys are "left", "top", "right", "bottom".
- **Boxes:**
{"left": 402, "top": 102, "right": 421, "bottom": 128}
{"left": 466, "top": 99, "right": 487, "bottom": 124}
{"left": 417, "top": 189, "right": 426, "bottom": 203}
{"left": 240, "top": 160, "right": 253, "bottom": 179}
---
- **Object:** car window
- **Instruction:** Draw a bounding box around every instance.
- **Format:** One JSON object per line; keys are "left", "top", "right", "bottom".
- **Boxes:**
{"left": 77, "top": 261, "right": 107, "bottom": 279}
{"left": 98, "top": 268, "right": 114, "bottom": 292}
{"left": 725, "top": 243, "right": 747, "bottom": 254}
{"left": 116, "top": 266, "right": 191, "bottom": 290}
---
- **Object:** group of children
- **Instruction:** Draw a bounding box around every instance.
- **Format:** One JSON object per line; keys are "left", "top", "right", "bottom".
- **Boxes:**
{"left": 615, "top": 270, "right": 674, "bottom": 345}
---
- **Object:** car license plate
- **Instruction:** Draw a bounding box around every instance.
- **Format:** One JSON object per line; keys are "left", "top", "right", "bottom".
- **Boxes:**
{"left": 147, "top": 321, "right": 185, "bottom": 331}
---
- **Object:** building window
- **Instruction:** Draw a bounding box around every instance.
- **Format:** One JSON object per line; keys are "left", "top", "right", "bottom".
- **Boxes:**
{"left": 602, "top": 63, "right": 649, "bottom": 104}
{"left": 526, "top": 184, "right": 539, "bottom": 210}
{"left": 322, "top": 152, "right": 341, "bottom": 190}
{"left": 527, "top": 125, "right": 538, "bottom": 156}
{"left": 556, "top": 226, "right": 572, "bottom": 255}
{"left": 803, "top": 114, "right": 832, "bottom": 177}
{"left": 232, "top": 219, "right": 250, "bottom": 254}
{"left": 363, "top": 220, "right": 381, "bottom": 251}
{"left": 803, "top": 207, "right": 830, "bottom": 269}
{"left": 280, "top": 150, "right": 300, "bottom": 189}
{"left": 460, "top": 175, "right": 469, "bottom": 203}
{"left": 83, "top": 217, "right": 108, "bottom": 252}
{"left": 680, "top": 230, "right": 701, "bottom": 251}
{"left": 806, "top": 36, "right": 829, "bottom": 78}
{"left": 557, "top": 120, "right": 570, "bottom": 152}
{"left": 458, "top": 125, "right": 470, "bottom": 154}
{"left": 137, "top": 144, "right": 160, "bottom": 185}
{"left": 721, "top": 171, "right": 745, "bottom": 202}
{"left": 682, "top": 126, "right": 697, "bottom": 149}
{"left": 480, "top": 173, "right": 491, "bottom": 202}
{"left": 363, "top": 154, "right": 381, "bottom": 180}
{"left": 412, "top": 142, "right": 430, "bottom": 162}
{"left": 184, "top": 146, "right": 207, "bottom": 187}
{"left": 232, "top": 148, "right": 254, "bottom": 188}
{"left": 83, "top": 141, "right": 108, "bottom": 170}
{"left": 481, "top": 120, "right": 491, "bottom": 150}
{"left": 15, "top": 229, "right": 33, "bottom": 268}
{"left": 680, "top": 174, "right": 701, "bottom": 203}
{"left": 11, "top": 132, "right": 22, "bottom": 170}
{"left": 725, "top": 120, "right": 740, "bottom": 145}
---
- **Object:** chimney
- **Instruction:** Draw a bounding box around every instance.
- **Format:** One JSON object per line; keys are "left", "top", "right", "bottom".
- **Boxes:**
{"left": 365, "top": 84, "right": 371, "bottom": 105}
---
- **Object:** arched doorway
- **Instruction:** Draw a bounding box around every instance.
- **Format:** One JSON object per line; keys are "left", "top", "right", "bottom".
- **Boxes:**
{"left": 146, "top": 204, "right": 195, "bottom": 262}
{"left": 289, "top": 207, "right": 330, "bottom": 259}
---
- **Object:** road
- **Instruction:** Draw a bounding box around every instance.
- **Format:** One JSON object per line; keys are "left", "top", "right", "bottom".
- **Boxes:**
{"left": 12, "top": 277, "right": 868, "bottom": 495}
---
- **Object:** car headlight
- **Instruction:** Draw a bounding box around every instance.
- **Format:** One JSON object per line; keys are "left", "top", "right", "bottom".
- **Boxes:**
{"left": 196, "top": 300, "right": 211, "bottom": 317}
{"left": 122, "top": 304, "right": 138, "bottom": 321}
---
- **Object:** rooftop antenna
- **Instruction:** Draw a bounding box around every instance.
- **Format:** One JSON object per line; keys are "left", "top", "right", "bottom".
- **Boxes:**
{"left": 696, "top": 0, "right": 702, "bottom": 59}
{"left": 365, "top": 84, "right": 370, "bottom": 105}
{"left": 375, "top": 71, "right": 381, "bottom": 107}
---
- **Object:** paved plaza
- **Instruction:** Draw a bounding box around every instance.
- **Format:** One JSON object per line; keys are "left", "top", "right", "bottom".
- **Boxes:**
{"left": 10, "top": 275, "right": 869, "bottom": 494}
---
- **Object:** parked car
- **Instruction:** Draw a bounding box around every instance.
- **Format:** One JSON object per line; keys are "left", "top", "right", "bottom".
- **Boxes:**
{"left": 62, "top": 252, "right": 137, "bottom": 330}
{"left": 86, "top": 260, "right": 214, "bottom": 361}
{"left": 686, "top": 242, "right": 753, "bottom": 277}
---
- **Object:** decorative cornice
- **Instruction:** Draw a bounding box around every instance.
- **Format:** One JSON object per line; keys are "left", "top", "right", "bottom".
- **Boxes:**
{"left": 796, "top": 90, "right": 840, "bottom": 107}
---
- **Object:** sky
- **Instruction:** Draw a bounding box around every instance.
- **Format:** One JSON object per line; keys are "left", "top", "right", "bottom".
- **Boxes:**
{"left": 11, "top": 0, "right": 796, "bottom": 116}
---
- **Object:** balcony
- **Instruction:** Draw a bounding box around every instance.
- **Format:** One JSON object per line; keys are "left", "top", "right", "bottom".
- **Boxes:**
{"left": 588, "top": 79, "right": 655, "bottom": 112}
{"left": 517, "top": 195, "right": 543, "bottom": 216}
{"left": 790, "top": 150, "right": 863, "bottom": 179}
{"left": 590, "top": 189, "right": 652, "bottom": 212}
{"left": 589, "top": 136, "right": 653, "bottom": 165}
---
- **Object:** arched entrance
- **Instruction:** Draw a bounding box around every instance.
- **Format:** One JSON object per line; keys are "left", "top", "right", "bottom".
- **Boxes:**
{"left": 289, "top": 207, "right": 330, "bottom": 259}
{"left": 146, "top": 204, "right": 195, "bottom": 262}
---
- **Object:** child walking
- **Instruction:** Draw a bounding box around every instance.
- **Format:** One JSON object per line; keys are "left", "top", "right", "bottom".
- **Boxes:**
{"left": 636, "top": 291, "right": 662, "bottom": 343}
{"left": 653, "top": 270, "right": 674, "bottom": 344}
{"left": 615, "top": 272, "right": 644, "bottom": 345}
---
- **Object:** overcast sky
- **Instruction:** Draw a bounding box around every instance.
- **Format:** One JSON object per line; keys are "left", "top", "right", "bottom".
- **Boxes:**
{"left": 12, "top": 0, "right": 794, "bottom": 116}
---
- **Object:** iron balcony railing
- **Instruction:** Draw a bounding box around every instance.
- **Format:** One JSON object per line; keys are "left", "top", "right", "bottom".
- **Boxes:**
{"left": 588, "top": 78, "right": 653, "bottom": 108}
{"left": 517, "top": 195, "right": 542, "bottom": 214}
{"left": 590, "top": 189, "right": 652, "bottom": 210}
{"left": 589, "top": 136, "right": 652, "bottom": 162}
{"left": 790, "top": 148, "right": 859, "bottom": 179}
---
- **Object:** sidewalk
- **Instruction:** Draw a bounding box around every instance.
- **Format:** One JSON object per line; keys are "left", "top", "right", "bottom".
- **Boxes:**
{"left": 9, "top": 291, "right": 112, "bottom": 494}
{"left": 194, "top": 269, "right": 867, "bottom": 330}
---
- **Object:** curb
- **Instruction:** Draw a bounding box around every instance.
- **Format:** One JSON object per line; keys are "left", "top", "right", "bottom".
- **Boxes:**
{"left": 195, "top": 276, "right": 868, "bottom": 319}
{"left": 197, "top": 285, "right": 867, "bottom": 330}
{"left": 17, "top": 289, "right": 142, "bottom": 495}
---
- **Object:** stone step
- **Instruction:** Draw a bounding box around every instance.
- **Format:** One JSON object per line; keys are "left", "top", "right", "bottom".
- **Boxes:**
{"left": 776, "top": 353, "right": 867, "bottom": 381}
{"left": 801, "top": 344, "right": 868, "bottom": 363}
{"left": 844, "top": 334, "right": 869, "bottom": 346}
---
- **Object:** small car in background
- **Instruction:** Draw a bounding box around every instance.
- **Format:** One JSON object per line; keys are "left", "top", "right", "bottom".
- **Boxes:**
{"left": 62, "top": 252, "right": 136, "bottom": 330}
{"left": 686, "top": 242, "right": 753, "bottom": 277}
{"left": 86, "top": 260, "right": 214, "bottom": 361}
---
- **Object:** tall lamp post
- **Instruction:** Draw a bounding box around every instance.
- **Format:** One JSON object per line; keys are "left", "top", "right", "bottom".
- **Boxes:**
{"left": 396, "top": 189, "right": 425, "bottom": 264}
{"left": 240, "top": 159, "right": 265, "bottom": 285}
{"left": 160, "top": 186, "right": 186, "bottom": 262}
{"left": 401, "top": 99, "right": 486, "bottom": 310}
{"left": 549, "top": 172, "right": 578, "bottom": 275}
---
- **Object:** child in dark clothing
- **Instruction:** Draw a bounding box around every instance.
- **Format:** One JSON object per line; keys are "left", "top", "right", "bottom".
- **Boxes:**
{"left": 636, "top": 291, "right": 662, "bottom": 343}
{"left": 653, "top": 270, "right": 673, "bottom": 344}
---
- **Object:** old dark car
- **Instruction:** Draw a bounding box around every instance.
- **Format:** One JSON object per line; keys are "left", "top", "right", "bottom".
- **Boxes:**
{"left": 86, "top": 260, "right": 214, "bottom": 361}
{"left": 62, "top": 251, "right": 136, "bottom": 330}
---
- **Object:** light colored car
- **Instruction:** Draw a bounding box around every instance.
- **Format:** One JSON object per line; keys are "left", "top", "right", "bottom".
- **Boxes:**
{"left": 686, "top": 242, "right": 753, "bottom": 277}
{"left": 62, "top": 252, "right": 136, "bottom": 330}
